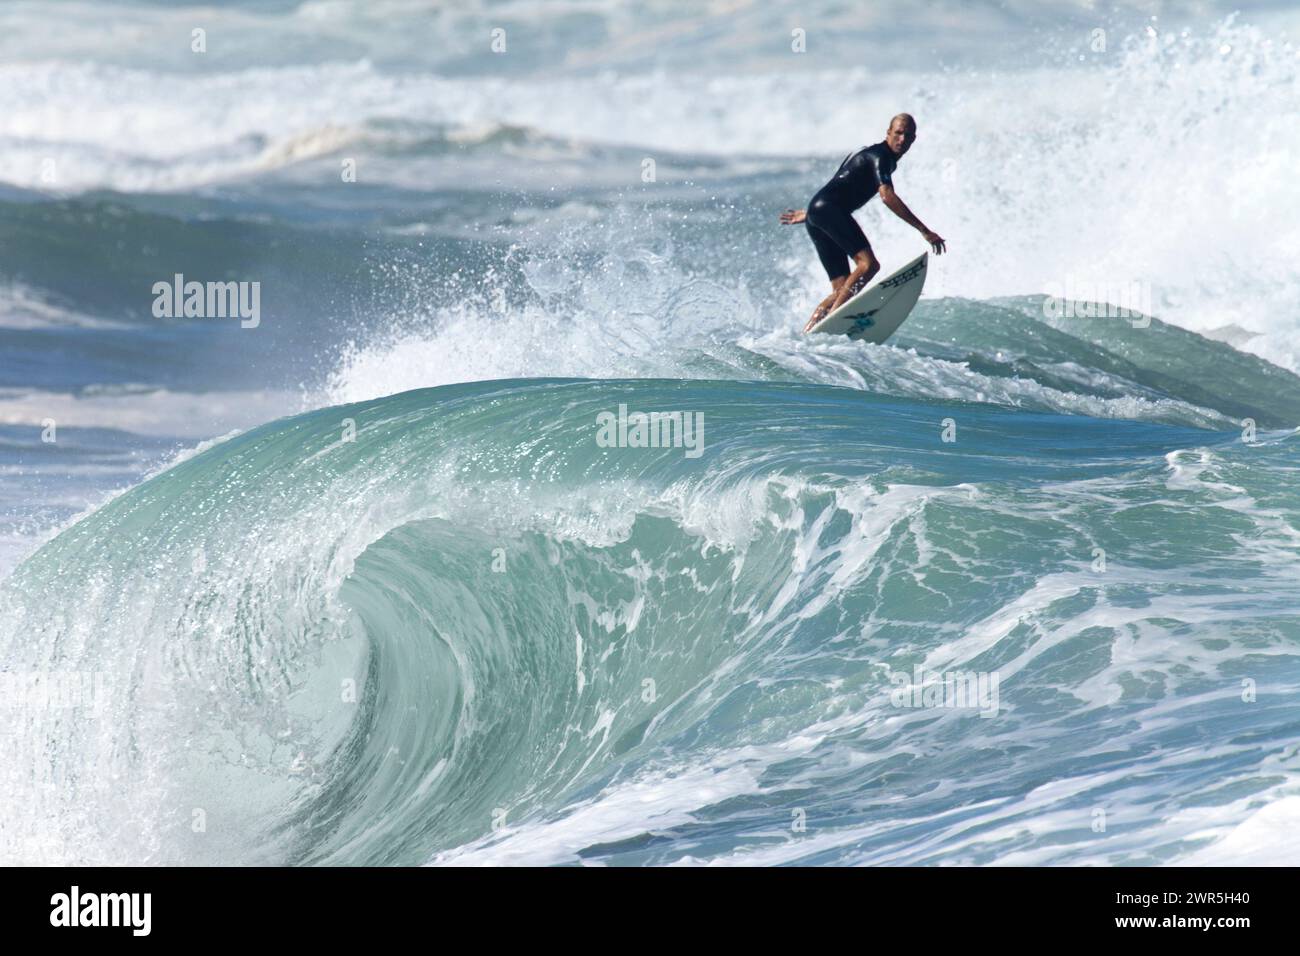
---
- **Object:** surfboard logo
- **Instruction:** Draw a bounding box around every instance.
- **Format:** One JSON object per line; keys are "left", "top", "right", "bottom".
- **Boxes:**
{"left": 847, "top": 310, "right": 879, "bottom": 332}
{"left": 879, "top": 260, "right": 926, "bottom": 289}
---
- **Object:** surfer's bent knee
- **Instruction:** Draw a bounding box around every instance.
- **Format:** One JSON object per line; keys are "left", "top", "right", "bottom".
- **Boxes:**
{"left": 852, "top": 249, "right": 879, "bottom": 272}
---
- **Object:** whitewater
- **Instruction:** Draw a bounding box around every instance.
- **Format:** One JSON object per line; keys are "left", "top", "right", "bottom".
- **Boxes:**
{"left": 1, "top": 0, "right": 1299, "bottom": 866}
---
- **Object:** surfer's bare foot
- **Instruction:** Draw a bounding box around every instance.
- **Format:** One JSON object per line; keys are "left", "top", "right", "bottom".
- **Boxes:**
{"left": 824, "top": 285, "right": 855, "bottom": 315}
{"left": 803, "top": 293, "right": 837, "bottom": 333}
{"left": 803, "top": 306, "right": 828, "bottom": 333}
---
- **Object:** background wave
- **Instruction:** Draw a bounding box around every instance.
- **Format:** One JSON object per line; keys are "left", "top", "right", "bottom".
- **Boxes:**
{"left": 4, "top": 8, "right": 1299, "bottom": 364}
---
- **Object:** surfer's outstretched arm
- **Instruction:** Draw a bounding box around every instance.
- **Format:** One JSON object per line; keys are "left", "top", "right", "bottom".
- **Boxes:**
{"left": 779, "top": 209, "right": 806, "bottom": 224}
{"left": 879, "top": 184, "right": 946, "bottom": 254}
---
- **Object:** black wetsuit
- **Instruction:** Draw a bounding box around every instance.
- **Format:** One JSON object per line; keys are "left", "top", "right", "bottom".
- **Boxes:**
{"left": 805, "top": 142, "right": 898, "bottom": 279}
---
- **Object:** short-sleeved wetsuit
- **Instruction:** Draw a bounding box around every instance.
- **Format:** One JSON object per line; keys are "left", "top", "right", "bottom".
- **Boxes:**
{"left": 805, "top": 142, "right": 898, "bottom": 279}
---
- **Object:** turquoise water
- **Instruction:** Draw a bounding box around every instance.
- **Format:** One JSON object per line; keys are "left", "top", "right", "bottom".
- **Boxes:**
{"left": 4, "top": 374, "right": 1299, "bottom": 864}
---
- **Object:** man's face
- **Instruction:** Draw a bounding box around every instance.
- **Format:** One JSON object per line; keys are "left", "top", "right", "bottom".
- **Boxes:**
{"left": 885, "top": 120, "right": 916, "bottom": 156}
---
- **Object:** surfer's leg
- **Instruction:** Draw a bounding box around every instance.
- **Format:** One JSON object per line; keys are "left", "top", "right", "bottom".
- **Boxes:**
{"left": 827, "top": 246, "right": 880, "bottom": 313}
{"left": 807, "top": 202, "right": 878, "bottom": 316}
{"left": 816, "top": 209, "right": 878, "bottom": 314}
{"left": 806, "top": 281, "right": 844, "bottom": 333}
{"left": 804, "top": 218, "right": 851, "bottom": 331}
{"left": 806, "top": 219, "right": 850, "bottom": 281}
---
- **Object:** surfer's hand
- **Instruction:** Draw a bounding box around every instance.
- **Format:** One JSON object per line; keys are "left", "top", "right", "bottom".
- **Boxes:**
{"left": 780, "top": 208, "right": 806, "bottom": 225}
{"left": 923, "top": 230, "right": 946, "bottom": 254}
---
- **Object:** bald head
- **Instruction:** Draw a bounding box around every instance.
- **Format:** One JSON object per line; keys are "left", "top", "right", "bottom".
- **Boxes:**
{"left": 885, "top": 113, "right": 917, "bottom": 156}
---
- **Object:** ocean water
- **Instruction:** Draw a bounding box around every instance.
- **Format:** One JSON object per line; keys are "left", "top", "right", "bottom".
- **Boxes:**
{"left": 2, "top": 0, "right": 1299, "bottom": 866}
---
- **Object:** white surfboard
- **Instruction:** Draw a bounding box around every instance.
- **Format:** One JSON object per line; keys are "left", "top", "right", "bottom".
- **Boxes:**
{"left": 807, "top": 252, "right": 928, "bottom": 342}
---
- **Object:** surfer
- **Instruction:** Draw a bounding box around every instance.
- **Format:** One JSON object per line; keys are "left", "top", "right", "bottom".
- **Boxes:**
{"left": 780, "top": 113, "right": 946, "bottom": 332}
